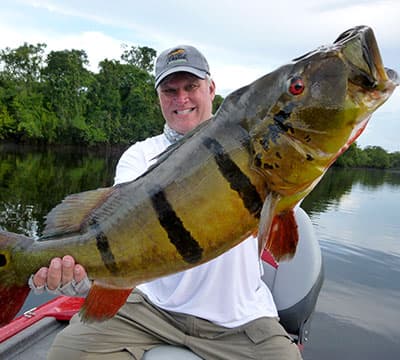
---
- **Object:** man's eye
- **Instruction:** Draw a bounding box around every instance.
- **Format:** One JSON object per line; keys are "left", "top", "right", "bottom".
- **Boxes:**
{"left": 186, "top": 84, "right": 199, "bottom": 92}
{"left": 162, "top": 88, "right": 176, "bottom": 95}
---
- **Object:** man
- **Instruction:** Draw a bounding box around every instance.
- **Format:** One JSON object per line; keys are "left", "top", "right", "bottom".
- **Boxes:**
{"left": 31, "top": 45, "right": 302, "bottom": 360}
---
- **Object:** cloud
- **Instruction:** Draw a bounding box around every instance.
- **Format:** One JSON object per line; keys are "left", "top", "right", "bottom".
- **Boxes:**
{"left": 47, "top": 31, "right": 124, "bottom": 71}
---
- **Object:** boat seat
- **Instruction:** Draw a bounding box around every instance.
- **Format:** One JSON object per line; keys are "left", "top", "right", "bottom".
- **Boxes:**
{"left": 143, "top": 345, "right": 202, "bottom": 359}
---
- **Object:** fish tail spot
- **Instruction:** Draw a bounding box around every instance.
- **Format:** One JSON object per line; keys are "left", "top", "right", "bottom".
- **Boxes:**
{"left": 0, "top": 284, "right": 31, "bottom": 326}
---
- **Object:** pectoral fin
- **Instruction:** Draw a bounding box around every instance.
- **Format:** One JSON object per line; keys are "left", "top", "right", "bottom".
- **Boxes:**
{"left": 257, "top": 193, "right": 279, "bottom": 256}
{"left": 266, "top": 208, "right": 299, "bottom": 261}
{"left": 79, "top": 281, "right": 134, "bottom": 323}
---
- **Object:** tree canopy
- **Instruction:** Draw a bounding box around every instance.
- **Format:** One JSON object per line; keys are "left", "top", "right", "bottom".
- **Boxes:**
{"left": 0, "top": 43, "right": 166, "bottom": 145}
{"left": 0, "top": 42, "right": 397, "bottom": 170}
{"left": 335, "top": 143, "right": 400, "bottom": 169}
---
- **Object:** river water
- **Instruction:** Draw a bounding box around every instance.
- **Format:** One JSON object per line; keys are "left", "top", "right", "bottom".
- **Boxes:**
{"left": 1, "top": 145, "right": 399, "bottom": 359}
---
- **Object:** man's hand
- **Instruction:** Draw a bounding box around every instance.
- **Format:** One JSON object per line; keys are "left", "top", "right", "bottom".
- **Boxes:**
{"left": 30, "top": 255, "right": 91, "bottom": 297}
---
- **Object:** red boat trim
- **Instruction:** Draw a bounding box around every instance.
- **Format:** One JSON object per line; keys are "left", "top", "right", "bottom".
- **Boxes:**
{"left": 0, "top": 296, "right": 84, "bottom": 343}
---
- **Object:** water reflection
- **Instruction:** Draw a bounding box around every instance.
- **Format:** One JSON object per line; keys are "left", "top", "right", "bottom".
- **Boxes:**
{"left": 306, "top": 170, "right": 400, "bottom": 256}
{"left": 304, "top": 242, "right": 400, "bottom": 359}
{"left": 0, "top": 144, "right": 121, "bottom": 237}
{"left": 302, "top": 167, "right": 400, "bottom": 217}
{"left": 302, "top": 167, "right": 400, "bottom": 359}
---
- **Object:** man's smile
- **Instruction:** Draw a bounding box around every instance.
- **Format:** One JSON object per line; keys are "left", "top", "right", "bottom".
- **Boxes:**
{"left": 174, "top": 107, "right": 196, "bottom": 115}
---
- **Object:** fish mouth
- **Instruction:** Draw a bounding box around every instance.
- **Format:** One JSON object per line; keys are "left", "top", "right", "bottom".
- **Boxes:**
{"left": 385, "top": 67, "right": 399, "bottom": 86}
{"left": 334, "top": 25, "right": 399, "bottom": 89}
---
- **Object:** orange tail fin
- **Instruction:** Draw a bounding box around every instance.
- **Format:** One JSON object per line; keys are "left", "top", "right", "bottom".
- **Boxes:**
{"left": 79, "top": 282, "right": 134, "bottom": 323}
{"left": 0, "top": 285, "right": 31, "bottom": 327}
{"left": 266, "top": 209, "right": 299, "bottom": 261}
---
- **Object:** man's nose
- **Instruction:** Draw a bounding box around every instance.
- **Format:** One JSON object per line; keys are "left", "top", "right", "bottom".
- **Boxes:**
{"left": 174, "top": 89, "right": 189, "bottom": 103}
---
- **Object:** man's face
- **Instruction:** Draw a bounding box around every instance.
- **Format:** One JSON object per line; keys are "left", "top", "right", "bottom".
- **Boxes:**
{"left": 158, "top": 72, "right": 216, "bottom": 134}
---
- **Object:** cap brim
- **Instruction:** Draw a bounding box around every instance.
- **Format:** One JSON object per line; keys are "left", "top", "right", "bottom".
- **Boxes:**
{"left": 155, "top": 66, "right": 208, "bottom": 88}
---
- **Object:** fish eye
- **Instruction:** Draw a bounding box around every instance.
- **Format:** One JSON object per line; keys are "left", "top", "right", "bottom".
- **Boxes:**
{"left": 288, "top": 77, "right": 305, "bottom": 95}
{"left": 0, "top": 253, "right": 7, "bottom": 267}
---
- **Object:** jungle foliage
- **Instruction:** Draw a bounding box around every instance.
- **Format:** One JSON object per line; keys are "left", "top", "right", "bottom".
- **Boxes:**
{"left": 0, "top": 43, "right": 397, "bottom": 169}
{"left": 335, "top": 143, "right": 400, "bottom": 169}
{"left": 0, "top": 43, "right": 165, "bottom": 145}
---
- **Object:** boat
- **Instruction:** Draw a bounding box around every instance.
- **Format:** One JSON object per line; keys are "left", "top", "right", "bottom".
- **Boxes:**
{"left": 0, "top": 207, "right": 323, "bottom": 359}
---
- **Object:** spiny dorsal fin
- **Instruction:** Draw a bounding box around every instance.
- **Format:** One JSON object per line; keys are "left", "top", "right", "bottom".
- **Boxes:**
{"left": 41, "top": 187, "right": 116, "bottom": 239}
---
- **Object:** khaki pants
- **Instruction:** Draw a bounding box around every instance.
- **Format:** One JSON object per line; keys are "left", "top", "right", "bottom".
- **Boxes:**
{"left": 48, "top": 290, "right": 302, "bottom": 360}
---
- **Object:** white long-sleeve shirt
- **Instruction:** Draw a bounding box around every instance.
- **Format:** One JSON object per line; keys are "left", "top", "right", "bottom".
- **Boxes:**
{"left": 114, "top": 133, "right": 278, "bottom": 328}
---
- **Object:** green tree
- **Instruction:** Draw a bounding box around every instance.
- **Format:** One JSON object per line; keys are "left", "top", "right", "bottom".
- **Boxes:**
{"left": 364, "top": 146, "right": 390, "bottom": 169}
{"left": 389, "top": 152, "right": 400, "bottom": 169}
{"left": 86, "top": 59, "right": 163, "bottom": 144}
{"left": 120, "top": 45, "right": 157, "bottom": 72}
{"left": 42, "top": 49, "right": 94, "bottom": 143}
{"left": 335, "top": 143, "right": 367, "bottom": 167}
{"left": 0, "top": 43, "right": 46, "bottom": 83}
{"left": 85, "top": 59, "right": 123, "bottom": 144}
{"left": 0, "top": 81, "right": 17, "bottom": 139}
{"left": 212, "top": 94, "right": 224, "bottom": 114}
{"left": 0, "top": 43, "right": 49, "bottom": 142}
{"left": 118, "top": 63, "right": 163, "bottom": 143}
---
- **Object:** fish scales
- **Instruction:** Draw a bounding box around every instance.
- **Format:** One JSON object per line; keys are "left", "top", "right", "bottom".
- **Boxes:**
{"left": 0, "top": 25, "right": 398, "bottom": 325}
{"left": 96, "top": 119, "right": 266, "bottom": 281}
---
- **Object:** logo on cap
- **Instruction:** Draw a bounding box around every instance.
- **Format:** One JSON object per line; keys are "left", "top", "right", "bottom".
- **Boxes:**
{"left": 167, "top": 49, "right": 188, "bottom": 66}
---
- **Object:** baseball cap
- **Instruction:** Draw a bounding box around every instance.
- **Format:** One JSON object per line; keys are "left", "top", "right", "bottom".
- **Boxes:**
{"left": 155, "top": 45, "right": 210, "bottom": 88}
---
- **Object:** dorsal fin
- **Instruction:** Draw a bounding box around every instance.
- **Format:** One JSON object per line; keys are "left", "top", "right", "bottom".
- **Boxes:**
{"left": 41, "top": 187, "right": 116, "bottom": 239}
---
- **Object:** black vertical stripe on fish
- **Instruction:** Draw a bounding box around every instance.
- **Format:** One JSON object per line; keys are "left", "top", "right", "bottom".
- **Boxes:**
{"left": 203, "top": 137, "right": 263, "bottom": 218}
{"left": 90, "top": 219, "right": 119, "bottom": 274}
{"left": 150, "top": 189, "right": 203, "bottom": 264}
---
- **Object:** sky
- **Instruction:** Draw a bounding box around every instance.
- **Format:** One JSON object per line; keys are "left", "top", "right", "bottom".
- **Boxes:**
{"left": 1, "top": 0, "right": 399, "bottom": 151}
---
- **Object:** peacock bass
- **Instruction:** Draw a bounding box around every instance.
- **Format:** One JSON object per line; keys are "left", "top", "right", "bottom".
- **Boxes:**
{"left": 0, "top": 25, "right": 398, "bottom": 326}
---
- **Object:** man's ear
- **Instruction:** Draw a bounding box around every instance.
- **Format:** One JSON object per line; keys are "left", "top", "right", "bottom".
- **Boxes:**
{"left": 209, "top": 79, "right": 216, "bottom": 100}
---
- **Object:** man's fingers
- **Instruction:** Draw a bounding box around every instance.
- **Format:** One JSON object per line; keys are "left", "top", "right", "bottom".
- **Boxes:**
{"left": 31, "top": 256, "right": 88, "bottom": 294}
{"left": 33, "top": 267, "right": 48, "bottom": 287}
{"left": 74, "top": 264, "right": 87, "bottom": 283}
{"left": 61, "top": 255, "right": 75, "bottom": 285}
{"left": 47, "top": 258, "right": 62, "bottom": 290}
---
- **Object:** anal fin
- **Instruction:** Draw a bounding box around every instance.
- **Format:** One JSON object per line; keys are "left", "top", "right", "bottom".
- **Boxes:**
{"left": 80, "top": 282, "right": 134, "bottom": 323}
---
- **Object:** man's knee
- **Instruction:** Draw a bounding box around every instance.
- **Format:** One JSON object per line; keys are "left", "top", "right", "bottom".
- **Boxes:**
{"left": 47, "top": 344, "right": 87, "bottom": 360}
{"left": 264, "top": 335, "right": 302, "bottom": 360}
